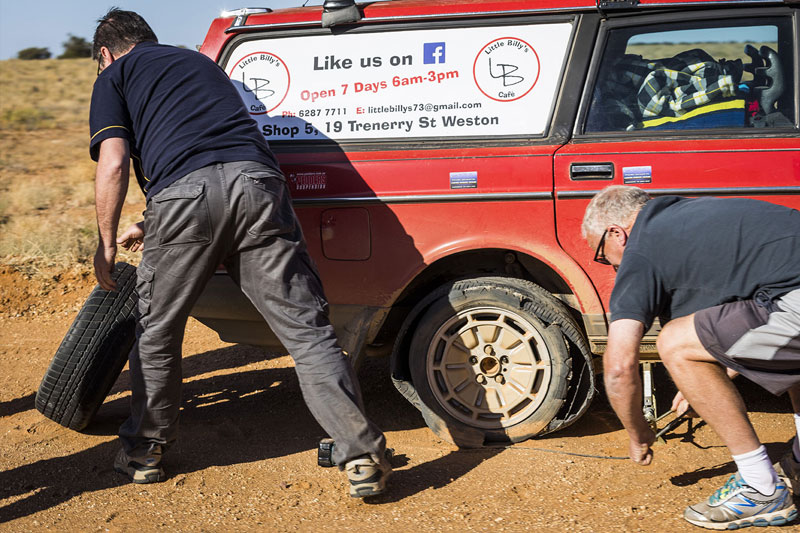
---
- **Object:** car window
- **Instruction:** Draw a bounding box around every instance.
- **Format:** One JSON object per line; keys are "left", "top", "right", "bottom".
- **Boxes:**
{"left": 585, "top": 18, "right": 795, "bottom": 133}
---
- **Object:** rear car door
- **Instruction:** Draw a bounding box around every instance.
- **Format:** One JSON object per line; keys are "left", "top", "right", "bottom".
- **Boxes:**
{"left": 553, "top": 6, "right": 800, "bottom": 345}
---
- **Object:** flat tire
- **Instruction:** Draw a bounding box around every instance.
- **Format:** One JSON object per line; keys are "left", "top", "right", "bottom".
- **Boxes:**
{"left": 409, "top": 277, "right": 576, "bottom": 446}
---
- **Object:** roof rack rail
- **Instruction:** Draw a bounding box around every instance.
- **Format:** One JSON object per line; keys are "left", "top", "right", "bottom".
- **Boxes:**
{"left": 597, "top": 0, "right": 639, "bottom": 10}
{"left": 222, "top": 7, "right": 272, "bottom": 30}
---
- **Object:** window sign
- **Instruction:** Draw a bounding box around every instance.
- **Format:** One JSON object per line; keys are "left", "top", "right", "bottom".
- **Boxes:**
{"left": 224, "top": 23, "right": 573, "bottom": 141}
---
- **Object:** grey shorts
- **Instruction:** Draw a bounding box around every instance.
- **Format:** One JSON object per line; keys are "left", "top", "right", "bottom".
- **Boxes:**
{"left": 694, "top": 288, "right": 800, "bottom": 395}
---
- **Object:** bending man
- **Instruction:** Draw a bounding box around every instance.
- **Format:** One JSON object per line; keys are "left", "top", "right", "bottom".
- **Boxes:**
{"left": 89, "top": 9, "right": 390, "bottom": 497}
{"left": 582, "top": 185, "right": 800, "bottom": 529}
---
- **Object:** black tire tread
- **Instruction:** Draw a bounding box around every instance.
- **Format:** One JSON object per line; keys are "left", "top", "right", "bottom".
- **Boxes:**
{"left": 35, "top": 263, "right": 138, "bottom": 430}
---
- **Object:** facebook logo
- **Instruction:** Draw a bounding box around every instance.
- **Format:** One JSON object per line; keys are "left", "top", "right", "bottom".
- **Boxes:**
{"left": 423, "top": 42, "right": 446, "bottom": 64}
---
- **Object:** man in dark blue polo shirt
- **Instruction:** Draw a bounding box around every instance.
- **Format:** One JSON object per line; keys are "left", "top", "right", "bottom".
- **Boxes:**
{"left": 582, "top": 185, "right": 800, "bottom": 529}
{"left": 89, "top": 8, "right": 390, "bottom": 497}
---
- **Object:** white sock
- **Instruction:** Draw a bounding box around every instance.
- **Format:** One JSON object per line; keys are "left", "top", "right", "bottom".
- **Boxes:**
{"left": 733, "top": 445, "right": 778, "bottom": 495}
{"left": 793, "top": 414, "right": 800, "bottom": 462}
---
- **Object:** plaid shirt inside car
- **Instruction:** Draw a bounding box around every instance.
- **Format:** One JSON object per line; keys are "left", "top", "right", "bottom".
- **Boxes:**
{"left": 595, "top": 49, "right": 742, "bottom": 130}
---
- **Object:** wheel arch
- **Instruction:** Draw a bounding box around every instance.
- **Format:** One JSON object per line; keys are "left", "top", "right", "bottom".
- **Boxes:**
{"left": 377, "top": 242, "right": 601, "bottom": 345}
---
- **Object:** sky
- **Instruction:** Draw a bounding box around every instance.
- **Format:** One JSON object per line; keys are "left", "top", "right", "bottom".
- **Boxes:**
{"left": 0, "top": 0, "right": 324, "bottom": 60}
{"left": 1, "top": 1, "right": 780, "bottom": 60}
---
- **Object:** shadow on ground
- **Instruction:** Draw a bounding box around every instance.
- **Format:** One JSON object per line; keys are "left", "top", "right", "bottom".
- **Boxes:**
{"left": 0, "top": 393, "right": 35, "bottom": 419}
{"left": 669, "top": 440, "right": 791, "bottom": 488}
{"left": 0, "top": 344, "right": 443, "bottom": 522}
{"left": 2, "top": 348, "right": 797, "bottom": 522}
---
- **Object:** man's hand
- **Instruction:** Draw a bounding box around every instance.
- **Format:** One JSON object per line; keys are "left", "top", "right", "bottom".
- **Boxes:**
{"left": 670, "top": 391, "right": 698, "bottom": 418}
{"left": 629, "top": 427, "right": 656, "bottom": 465}
{"left": 94, "top": 244, "right": 117, "bottom": 291}
{"left": 118, "top": 222, "right": 145, "bottom": 252}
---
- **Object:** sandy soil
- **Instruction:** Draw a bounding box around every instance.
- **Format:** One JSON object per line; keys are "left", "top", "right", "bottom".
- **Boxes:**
{"left": 1, "top": 267, "right": 797, "bottom": 532}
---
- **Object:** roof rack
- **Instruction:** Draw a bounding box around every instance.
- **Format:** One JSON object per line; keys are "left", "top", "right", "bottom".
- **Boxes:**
{"left": 222, "top": 3, "right": 362, "bottom": 31}
{"left": 597, "top": 0, "right": 639, "bottom": 10}
{"left": 221, "top": 7, "right": 272, "bottom": 30}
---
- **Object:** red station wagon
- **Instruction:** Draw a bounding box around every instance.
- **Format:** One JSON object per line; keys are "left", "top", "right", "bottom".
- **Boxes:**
{"left": 191, "top": 0, "right": 800, "bottom": 447}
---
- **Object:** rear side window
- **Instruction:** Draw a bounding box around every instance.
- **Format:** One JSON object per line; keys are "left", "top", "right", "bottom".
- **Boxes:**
{"left": 585, "top": 17, "right": 796, "bottom": 133}
{"left": 223, "top": 22, "right": 573, "bottom": 142}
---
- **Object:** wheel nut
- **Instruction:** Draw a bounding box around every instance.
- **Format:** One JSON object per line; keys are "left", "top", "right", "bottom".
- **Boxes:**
{"left": 495, "top": 375, "right": 505, "bottom": 384}
{"left": 500, "top": 355, "right": 509, "bottom": 364}
{"left": 476, "top": 375, "right": 487, "bottom": 385}
{"left": 468, "top": 356, "right": 478, "bottom": 365}
{"left": 484, "top": 345, "right": 495, "bottom": 355}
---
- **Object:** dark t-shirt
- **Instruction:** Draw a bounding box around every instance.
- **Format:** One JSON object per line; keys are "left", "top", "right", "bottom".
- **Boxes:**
{"left": 89, "top": 42, "right": 279, "bottom": 199}
{"left": 610, "top": 196, "right": 800, "bottom": 329}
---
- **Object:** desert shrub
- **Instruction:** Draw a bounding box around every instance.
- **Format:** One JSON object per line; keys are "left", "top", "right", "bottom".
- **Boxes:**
{"left": 18, "top": 47, "right": 52, "bottom": 60}
{"left": 58, "top": 35, "right": 92, "bottom": 59}
{"left": 0, "top": 107, "right": 55, "bottom": 131}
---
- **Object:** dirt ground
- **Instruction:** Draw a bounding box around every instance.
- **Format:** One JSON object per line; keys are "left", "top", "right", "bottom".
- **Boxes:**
{"left": 1, "top": 267, "right": 798, "bottom": 532}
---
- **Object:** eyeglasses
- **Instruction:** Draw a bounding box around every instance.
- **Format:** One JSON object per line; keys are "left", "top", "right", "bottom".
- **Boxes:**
{"left": 593, "top": 228, "right": 612, "bottom": 266}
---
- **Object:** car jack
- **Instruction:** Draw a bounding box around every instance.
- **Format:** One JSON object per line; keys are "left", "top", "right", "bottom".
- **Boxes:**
{"left": 641, "top": 361, "right": 693, "bottom": 443}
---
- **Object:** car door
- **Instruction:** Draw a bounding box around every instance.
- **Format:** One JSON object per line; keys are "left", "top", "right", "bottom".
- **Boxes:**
{"left": 553, "top": 6, "right": 800, "bottom": 343}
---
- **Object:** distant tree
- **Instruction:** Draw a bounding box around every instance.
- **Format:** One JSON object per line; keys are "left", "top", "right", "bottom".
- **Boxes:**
{"left": 17, "top": 47, "right": 51, "bottom": 60}
{"left": 58, "top": 35, "right": 92, "bottom": 59}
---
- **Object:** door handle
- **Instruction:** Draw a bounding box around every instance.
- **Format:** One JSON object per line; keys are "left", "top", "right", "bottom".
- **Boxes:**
{"left": 570, "top": 163, "right": 614, "bottom": 181}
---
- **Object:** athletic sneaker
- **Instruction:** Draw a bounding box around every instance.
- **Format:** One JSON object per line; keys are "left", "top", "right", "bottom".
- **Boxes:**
{"left": 345, "top": 454, "right": 391, "bottom": 498}
{"left": 683, "top": 473, "right": 797, "bottom": 530}
{"left": 775, "top": 450, "right": 800, "bottom": 495}
{"left": 113, "top": 448, "right": 166, "bottom": 484}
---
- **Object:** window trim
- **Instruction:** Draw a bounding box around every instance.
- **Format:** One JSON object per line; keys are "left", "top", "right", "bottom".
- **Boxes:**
{"left": 573, "top": 6, "right": 799, "bottom": 139}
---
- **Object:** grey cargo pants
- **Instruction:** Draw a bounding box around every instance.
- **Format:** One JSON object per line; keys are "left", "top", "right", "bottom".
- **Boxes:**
{"left": 118, "top": 161, "right": 386, "bottom": 467}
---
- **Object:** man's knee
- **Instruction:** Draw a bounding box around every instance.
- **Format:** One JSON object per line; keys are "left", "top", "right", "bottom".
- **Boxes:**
{"left": 656, "top": 314, "right": 701, "bottom": 365}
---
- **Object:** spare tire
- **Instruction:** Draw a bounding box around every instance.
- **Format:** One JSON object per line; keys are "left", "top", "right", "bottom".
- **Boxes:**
{"left": 35, "top": 262, "right": 137, "bottom": 430}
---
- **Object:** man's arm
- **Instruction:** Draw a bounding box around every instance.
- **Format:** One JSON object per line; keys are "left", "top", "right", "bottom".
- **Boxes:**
{"left": 94, "top": 137, "right": 130, "bottom": 291}
{"left": 604, "top": 318, "right": 655, "bottom": 465}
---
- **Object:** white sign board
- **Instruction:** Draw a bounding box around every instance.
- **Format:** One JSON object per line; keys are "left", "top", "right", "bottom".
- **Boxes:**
{"left": 224, "top": 23, "right": 573, "bottom": 141}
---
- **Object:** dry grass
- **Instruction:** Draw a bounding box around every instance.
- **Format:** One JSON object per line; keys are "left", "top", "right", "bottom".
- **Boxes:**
{"left": 0, "top": 58, "right": 144, "bottom": 277}
{"left": 0, "top": 58, "right": 95, "bottom": 130}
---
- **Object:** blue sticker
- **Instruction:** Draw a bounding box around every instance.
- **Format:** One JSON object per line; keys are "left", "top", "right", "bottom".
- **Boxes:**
{"left": 623, "top": 166, "right": 652, "bottom": 184}
{"left": 450, "top": 171, "right": 477, "bottom": 189}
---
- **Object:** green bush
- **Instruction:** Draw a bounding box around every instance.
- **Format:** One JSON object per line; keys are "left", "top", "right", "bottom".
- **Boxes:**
{"left": 58, "top": 35, "right": 92, "bottom": 59}
{"left": 17, "top": 47, "right": 52, "bottom": 60}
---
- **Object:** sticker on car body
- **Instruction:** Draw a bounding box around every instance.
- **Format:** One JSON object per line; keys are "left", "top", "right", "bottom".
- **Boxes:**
{"left": 622, "top": 166, "right": 652, "bottom": 184}
{"left": 450, "top": 171, "right": 478, "bottom": 189}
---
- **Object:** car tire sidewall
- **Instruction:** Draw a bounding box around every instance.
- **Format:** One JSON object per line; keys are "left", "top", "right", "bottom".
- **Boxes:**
{"left": 409, "top": 278, "right": 572, "bottom": 447}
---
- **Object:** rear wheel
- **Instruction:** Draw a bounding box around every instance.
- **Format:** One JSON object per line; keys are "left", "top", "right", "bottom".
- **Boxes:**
{"left": 35, "top": 263, "right": 137, "bottom": 430}
{"left": 409, "top": 277, "right": 578, "bottom": 446}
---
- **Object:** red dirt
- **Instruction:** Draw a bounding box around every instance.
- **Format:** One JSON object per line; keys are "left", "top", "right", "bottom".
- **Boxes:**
{"left": 0, "top": 266, "right": 797, "bottom": 532}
